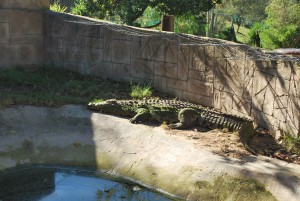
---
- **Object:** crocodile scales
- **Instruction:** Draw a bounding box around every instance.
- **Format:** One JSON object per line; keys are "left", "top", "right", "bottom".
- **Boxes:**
{"left": 88, "top": 98, "right": 256, "bottom": 153}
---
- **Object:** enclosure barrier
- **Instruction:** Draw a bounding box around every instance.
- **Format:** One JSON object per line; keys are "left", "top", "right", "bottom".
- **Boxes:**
{"left": 1, "top": 0, "right": 300, "bottom": 137}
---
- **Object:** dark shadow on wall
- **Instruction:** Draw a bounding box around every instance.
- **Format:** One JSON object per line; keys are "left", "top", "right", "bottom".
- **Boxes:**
{"left": 0, "top": 9, "right": 299, "bottom": 199}
{"left": 211, "top": 45, "right": 300, "bottom": 136}
{"left": 43, "top": 11, "right": 300, "bottom": 137}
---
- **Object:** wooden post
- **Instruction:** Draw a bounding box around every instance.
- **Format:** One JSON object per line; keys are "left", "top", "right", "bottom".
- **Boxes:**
{"left": 161, "top": 15, "right": 175, "bottom": 32}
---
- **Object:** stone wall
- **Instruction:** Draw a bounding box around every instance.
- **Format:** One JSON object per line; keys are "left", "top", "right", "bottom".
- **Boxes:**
{"left": 0, "top": 0, "right": 49, "bottom": 68}
{"left": 1, "top": 5, "right": 299, "bottom": 137}
{"left": 44, "top": 12, "right": 300, "bottom": 137}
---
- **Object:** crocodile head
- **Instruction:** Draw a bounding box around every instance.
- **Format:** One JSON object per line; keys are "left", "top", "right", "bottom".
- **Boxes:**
{"left": 88, "top": 99, "right": 119, "bottom": 111}
{"left": 88, "top": 99, "right": 135, "bottom": 117}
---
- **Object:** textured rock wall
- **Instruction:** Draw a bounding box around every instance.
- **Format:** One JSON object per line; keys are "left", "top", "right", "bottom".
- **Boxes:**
{"left": 45, "top": 13, "right": 300, "bottom": 136}
{"left": 44, "top": 12, "right": 300, "bottom": 137}
{"left": 0, "top": 0, "right": 49, "bottom": 68}
{"left": 1, "top": 8, "right": 298, "bottom": 137}
{"left": 46, "top": 13, "right": 300, "bottom": 136}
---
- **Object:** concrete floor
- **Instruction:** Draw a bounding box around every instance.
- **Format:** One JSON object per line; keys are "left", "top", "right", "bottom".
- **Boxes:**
{"left": 0, "top": 105, "right": 299, "bottom": 200}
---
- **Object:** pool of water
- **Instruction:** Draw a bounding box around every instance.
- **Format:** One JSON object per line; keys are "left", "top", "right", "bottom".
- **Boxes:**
{"left": 0, "top": 165, "right": 178, "bottom": 201}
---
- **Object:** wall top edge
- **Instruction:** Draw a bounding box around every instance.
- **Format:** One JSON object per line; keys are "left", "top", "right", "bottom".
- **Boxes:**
{"left": 0, "top": 0, "right": 49, "bottom": 10}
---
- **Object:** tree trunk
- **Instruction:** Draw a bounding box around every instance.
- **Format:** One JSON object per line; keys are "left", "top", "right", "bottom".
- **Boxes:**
{"left": 206, "top": 11, "right": 210, "bottom": 37}
{"left": 209, "top": 11, "right": 215, "bottom": 36}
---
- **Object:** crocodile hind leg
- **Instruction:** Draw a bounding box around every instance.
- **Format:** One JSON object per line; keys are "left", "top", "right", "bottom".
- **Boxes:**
{"left": 168, "top": 108, "right": 199, "bottom": 129}
{"left": 129, "top": 108, "right": 150, "bottom": 123}
{"left": 238, "top": 121, "right": 257, "bottom": 154}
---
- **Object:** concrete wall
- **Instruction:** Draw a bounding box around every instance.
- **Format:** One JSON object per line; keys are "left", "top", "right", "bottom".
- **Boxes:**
{"left": 44, "top": 13, "right": 300, "bottom": 137}
{"left": 1, "top": 3, "right": 300, "bottom": 138}
{"left": 0, "top": 0, "right": 49, "bottom": 68}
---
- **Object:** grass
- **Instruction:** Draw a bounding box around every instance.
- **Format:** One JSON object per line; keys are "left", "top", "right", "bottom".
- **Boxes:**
{"left": 1, "top": 67, "right": 299, "bottom": 159}
{"left": 50, "top": 2, "right": 67, "bottom": 13}
{"left": 282, "top": 133, "right": 300, "bottom": 155}
{"left": 130, "top": 84, "right": 153, "bottom": 99}
{"left": 224, "top": 21, "right": 250, "bottom": 44}
{"left": 235, "top": 25, "right": 250, "bottom": 44}
{"left": 0, "top": 67, "right": 135, "bottom": 107}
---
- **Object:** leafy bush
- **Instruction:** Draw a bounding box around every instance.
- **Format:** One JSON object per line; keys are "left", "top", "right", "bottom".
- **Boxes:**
{"left": 136, "top": 6, "right": 206, "bottom": 35}
{"left": 248, "top": 22, "right": 265, "bottom": 47}
{"left": 217, "top": 26, "right": 237, "bottom": 42}
{"left": 260, "top": 25, "right": 300, "bottom": 49}
{"left": 130, "top": 84, "right": 153, "bottom": 99}
{"left": 282, "top": 133, "right": 300, "bottom": 155}
{"left": 50, "top": 2, "right": 67, "bottom": 13}
{"left": 175, "top": 14, "right": 206, "bottom": 35}
{"left": 135, "top": 7, "right": 161, "bottom": 29}
{"left": 70, "top": 0, "right": 89, "bottom": 16}
{"left": 260, "top": 0, "right": 300, "bottom": 49}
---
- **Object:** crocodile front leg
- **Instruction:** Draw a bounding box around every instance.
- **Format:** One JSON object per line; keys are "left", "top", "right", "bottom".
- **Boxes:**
{"left": 129, "top": 108, "right": 150, "bottom": 123}
{"left": 168, "top": 108, "right": 199, "bottom": 129}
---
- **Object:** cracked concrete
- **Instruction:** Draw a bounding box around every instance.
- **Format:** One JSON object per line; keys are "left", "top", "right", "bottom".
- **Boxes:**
{"left": 0, "top": 105, "right": 300, "bottom": 200}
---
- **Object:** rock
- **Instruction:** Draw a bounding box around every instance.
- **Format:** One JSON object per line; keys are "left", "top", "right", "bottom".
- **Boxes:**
{"left": 275, "top": 129, "right": 283, "bottom": 140}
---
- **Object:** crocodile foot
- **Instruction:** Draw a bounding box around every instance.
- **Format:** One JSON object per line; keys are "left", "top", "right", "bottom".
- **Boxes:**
{"left": 129, "top": 118, "right": 139, "bottom": 124}
{"left": 168, "top": 122, "right": 184, "bottom": 129}
{"left": 129, "top": 108, "right": 150, "bottom": 124}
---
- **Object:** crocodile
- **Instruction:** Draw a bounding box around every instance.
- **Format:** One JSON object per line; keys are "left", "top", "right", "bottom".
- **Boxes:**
{"left": 87, "top": 98, "right": 256, "bottom": 154}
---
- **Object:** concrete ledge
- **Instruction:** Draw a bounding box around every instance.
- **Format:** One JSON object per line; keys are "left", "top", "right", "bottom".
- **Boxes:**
{"left": 0, "top": 105, "right": 299, "bottom": 200}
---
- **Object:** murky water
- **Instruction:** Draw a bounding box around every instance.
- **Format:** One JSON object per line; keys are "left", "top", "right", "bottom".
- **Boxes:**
{"left": 0, "top": 166, "right": 178, "bottom": 201}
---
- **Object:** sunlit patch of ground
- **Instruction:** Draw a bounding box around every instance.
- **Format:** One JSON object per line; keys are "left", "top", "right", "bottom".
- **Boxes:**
{"left": 165, "top": 126, "right": 300, "bottom": 164}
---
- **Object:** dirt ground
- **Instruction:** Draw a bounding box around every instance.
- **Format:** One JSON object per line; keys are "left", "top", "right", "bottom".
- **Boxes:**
{"left": 164, "top": 126, "right": 300, "bottom": 164}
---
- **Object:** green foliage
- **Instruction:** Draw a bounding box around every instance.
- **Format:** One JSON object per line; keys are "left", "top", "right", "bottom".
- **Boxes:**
{"left": 234, "top": 24, "right": 250, "bottom": 44}
{"left": 70, "top": 0, "right": 219, "bottom": 26}
{"left": 114, "top": 0, "right": 150, "bottom": 25}
{"left": 70, "top": 0, "right": 89, "bottom": 16}
{"left": 214, "top": 0, "right": 268, "bottom": 44}
{"left": 220, "top": 0, "right": 268, "bottom": 26}
{"left": 248, "top": 22, "right": 265, "bottom": 47}
{"left": 215, "top": 0, "right": 300, "bottom": 48}
{"left": 217, "top": 26, "right": 237, "bottom": 42}
{"left": 130, "top": 84, "right": 153, "bottom": 99}
{"left": 70, "top": 0, "right": 108, "bottom": 18}
{"left": 136, "top": 6, "right": 207, "bottom": 35}
{"left": 282, "top": 133, "right": 300, "bottom": 155}
{"left": 135, "top": 6, "right": 161, "bottom": 28}
{"left": 50, "top": 2, "right": 67, "bottom": 13}
{"left": 175, "top": 14, "right": 206, "bottom": 35}
{"left": 154, "top": 0, "right": 219, "bottom": 16}
{"left": 261, "top": 0, "right": 300, "bottom": 49}
{"left": 118, "top": 0, "right": 219, "bottom": 25}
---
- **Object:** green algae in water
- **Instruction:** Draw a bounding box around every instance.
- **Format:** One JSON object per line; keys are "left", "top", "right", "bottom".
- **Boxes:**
{"left": 193, "top": 176, "right": 277, "bottom": 201}
{"left": 0, "top": 165, "right": 180, "bottom": 201}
